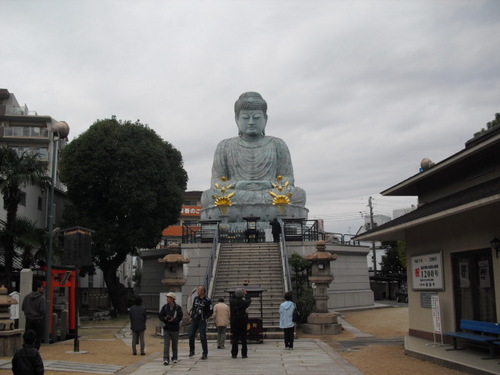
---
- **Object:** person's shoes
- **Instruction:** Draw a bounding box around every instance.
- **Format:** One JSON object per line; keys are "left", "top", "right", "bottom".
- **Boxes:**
{"left": 231, "top": 356, "right": 237, "bottom": 359}
{"left": 217, "top": 346, "right": 221, "bottom": 349}
{"left": 189, "top": 352, "right": 195, "bottom": 357}
{"left": 163, "top": 361, "right": 169, "bottom": 366}
{"left": 141, "top": 353, "right": 145, "bottom": 356}
{"left": 173, "top": 359, "right": 178, "bottom": 363}
{"left": 201, "top": 354, "right": 207, "bottom": 360}
{"left": 133, "top": 352, "right": 137, "bottom": 355}
{"left": 242, "top": 355, "right": 248, "bottom": 358}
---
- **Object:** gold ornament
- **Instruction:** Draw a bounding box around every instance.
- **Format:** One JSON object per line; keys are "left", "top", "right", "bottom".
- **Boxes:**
{"left": 269, "top": 176, "right": 293, "bottom": 214}
{"left": 213, "top": 177, "right": 234, "bottom": 215}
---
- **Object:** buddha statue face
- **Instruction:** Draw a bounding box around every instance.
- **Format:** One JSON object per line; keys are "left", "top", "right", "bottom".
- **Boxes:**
{"left": 236, "top": 109, "right": 267, "bottom": 139}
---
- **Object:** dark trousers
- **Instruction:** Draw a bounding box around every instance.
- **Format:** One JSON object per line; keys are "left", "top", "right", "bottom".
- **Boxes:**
{"left": 283, "top": 326, "right": 294, "bottom": 348}
{"left": 26, "top": 319, "right": 44, "bottom": 349}
{"left": 272, "top": 233, "right": 280, "bottom": 243}
{"left": 164, "top": 330, "right": 179, "bottom": 361}
{"left": 231, "top": 324, "right": 248, "bottom": 357}
{"left": 189, "top": 319, "right": 208, "bottom": 356}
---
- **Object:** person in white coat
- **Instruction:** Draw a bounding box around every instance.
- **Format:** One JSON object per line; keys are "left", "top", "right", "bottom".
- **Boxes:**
{"left": 279, "top": 292, "right": 296, "bottom": 349}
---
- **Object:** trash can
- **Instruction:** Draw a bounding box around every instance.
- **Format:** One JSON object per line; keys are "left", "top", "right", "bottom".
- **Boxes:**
{"left": 247, "top": 317, "right": 263, "bottom": 343}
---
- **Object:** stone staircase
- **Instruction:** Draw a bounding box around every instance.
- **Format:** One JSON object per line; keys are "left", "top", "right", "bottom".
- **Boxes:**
{"left": 210, "top": 242, "right": 285, "bottom": 332}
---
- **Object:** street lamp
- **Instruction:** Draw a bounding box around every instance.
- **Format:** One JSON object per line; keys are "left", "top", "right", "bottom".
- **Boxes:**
{"left": 44, "top": 121, "right": 69, "bottom": 345}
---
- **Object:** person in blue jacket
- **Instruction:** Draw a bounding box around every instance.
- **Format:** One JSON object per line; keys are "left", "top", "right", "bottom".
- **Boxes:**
{"left": 279, "top": 291, "right": 296, "bottom": 349}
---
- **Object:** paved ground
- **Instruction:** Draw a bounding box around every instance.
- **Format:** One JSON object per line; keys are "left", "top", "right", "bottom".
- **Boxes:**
{"left": 119, "top": 339, "right": 364, "bottom": 375}
{"left": 0, "top": 336, "right": 365, "bottom": 375}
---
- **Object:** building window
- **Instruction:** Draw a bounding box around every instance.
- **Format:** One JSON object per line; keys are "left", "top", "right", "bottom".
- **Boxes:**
{"left": 38, "top": 196, "right": 43, "bottom": 211}
{"left": 11, "top": 147, "right": 48, "bottom": 161}
{"left": 452, "top": 249, "right": 496, "bottom": 325}
{"left": 4, "top": 126, "right": 48, "bottom": 138}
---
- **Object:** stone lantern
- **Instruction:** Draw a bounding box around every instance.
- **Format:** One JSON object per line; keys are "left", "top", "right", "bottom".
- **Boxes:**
{"left": 0, "top": 285, "right": 23, "bottom": 355}
{"left": 302, "top": 240, "right": 342, "bottom": 335}
{"left": 158, "top": 244, "right": 190, "bottom": 293}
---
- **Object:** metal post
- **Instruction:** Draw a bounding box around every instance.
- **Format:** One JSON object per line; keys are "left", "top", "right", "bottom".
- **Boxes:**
{"left": 74, "top": 268, "right": 79, "bottom": 352}
{"left": 44, "top": 134, "right": 57, "bottom": 345}
{"left": 44, "top": 121, "right": 69, "bottom": 345}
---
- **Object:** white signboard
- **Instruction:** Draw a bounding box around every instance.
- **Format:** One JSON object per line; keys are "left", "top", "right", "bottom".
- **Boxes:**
{"left": 411, "top": 252, "right": 444, "bottom": 290}
{"left": 431, "top": 295, "right": 442, "bottom": 334}
{"left": 9, "top": 291, "right": 20, "bottom": 320}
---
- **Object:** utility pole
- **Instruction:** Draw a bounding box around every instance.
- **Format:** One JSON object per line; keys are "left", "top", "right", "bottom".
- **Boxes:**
{"left": 368, "top": 196, "right": 377, "bottom": 274}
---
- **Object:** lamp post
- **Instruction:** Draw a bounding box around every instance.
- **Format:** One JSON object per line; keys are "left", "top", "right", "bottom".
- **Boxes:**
{"left": 44, "top": 121, "right": 69, "bottom": 345}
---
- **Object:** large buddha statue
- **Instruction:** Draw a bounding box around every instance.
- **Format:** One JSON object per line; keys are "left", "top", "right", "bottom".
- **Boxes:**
{"left": 200, "top": 92, "right": 308, "bottom": 223}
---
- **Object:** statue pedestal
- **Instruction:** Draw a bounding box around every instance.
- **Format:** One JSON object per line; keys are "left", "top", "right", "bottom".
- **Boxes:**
{"left": 301, "top": 313, "right": 342, "bottom": 335}
{"left": 0, "top": 329, "right": 23, "bottom": 356}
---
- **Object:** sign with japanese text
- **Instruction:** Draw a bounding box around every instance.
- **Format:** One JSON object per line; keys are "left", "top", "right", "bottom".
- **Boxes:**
{"left": 63, "top": 227, "right": 94, "bottom": 267}
{"left": 411, "top": 252, "right": 444, "bottom": 290}
{"left": 431, "top": 295, "right": 442, "bottom": 334}
{"left": 180, "top": 206, "right": 202, "bottom": 216}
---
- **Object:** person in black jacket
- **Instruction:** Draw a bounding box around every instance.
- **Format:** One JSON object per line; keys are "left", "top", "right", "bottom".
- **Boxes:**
{"left": 159, "top": 292, "right": 183, "bottom": 365}
{"left": 22, "top": 281, "right": 45, "bottom": 349}
{"left": 188, "top": 286, "right": 212, "bottom": 360}
{"left": 12, "top": 329, "right": 44, "bottom": 375}
{"left": 129, "top": 296, "right": 147, "bottom": 356}
{"left": 230, "top": 288, "right": 251, "bottom": 359}
{"left": 269, "top": 218, "right": 282, "bottom": 243}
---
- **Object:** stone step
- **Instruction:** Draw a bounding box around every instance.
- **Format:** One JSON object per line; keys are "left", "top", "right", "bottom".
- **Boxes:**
{"left": 211, "top": 243, "right": 285, "bottom": 328}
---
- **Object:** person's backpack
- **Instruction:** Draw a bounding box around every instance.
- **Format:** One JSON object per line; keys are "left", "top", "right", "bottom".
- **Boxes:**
{"left": 292, "top": 305, "right": 301, "bottom": 323}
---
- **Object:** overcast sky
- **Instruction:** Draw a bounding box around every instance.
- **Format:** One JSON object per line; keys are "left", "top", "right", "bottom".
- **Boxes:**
{"left": 3, "top": 0, "right": 500, "bottom": 235}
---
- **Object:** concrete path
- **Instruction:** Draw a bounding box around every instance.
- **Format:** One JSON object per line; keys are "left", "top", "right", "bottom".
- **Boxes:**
{"left": 0, "top": 338, "right": 364, "bottom": 375}
{"left": 118, "top": 339, "right": 364, "bottom": 375}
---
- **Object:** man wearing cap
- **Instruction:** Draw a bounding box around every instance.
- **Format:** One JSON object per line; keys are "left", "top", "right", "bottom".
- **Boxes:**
{"left": 188, "top": 285, "right": 213, "bottom": 360}
{"left": 230, "top": 288, "right": 251, "bottom": 359}
{"left": 159, "top": 292, "right": 183, "bottom": 365}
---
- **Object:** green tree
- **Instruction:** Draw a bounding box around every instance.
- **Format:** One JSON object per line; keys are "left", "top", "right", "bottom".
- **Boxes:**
{"left": 380, "top": 240, "right": 406, "bottom": 278}
{"left": 59, "top": 118, "right": 187, "bottom": 314}
{"left": 289, "top": 253, "right": 315, "bottom": 322}
{"left": 0, "top": 146, "right": 50, "bottom": 289}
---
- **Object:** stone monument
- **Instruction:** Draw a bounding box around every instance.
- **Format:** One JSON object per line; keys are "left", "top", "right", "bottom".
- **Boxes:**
{"left": 0, "top": 285, "right": 23, "bottom": 356}
{"left": 201, "top": 92, "right": 308, "bottom": 227}
{"left": 301, "top": 240, "right": 342, "bottom": 335}
{"left": 158, "top": 243, "right": 190, "bottom": 292}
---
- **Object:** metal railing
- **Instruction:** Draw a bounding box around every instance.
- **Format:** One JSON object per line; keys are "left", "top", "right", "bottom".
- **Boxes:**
{"left": 204, "top": 225, "right": 220, "bottom": 296}
{"left": 282, "top": 219, "right": 324, "bottom": 242}
{"left": 279, "top": 220, "right": 292, "bottom": 292}
{"left": 182, "top": 224, "right": 201, "bottom": 243}
{"left": 329, "top": 232, "right": 361, "bottom": 246}
{"left": 182, "top": 219, "right": 331, "bottom": 244}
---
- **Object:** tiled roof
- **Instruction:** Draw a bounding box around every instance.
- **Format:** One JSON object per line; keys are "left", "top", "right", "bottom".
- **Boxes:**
{"left": 357, "top": 177, "right": 500, "bottom": 239}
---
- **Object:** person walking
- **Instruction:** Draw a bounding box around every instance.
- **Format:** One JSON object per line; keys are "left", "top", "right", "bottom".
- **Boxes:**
{"left": 188, "top": 286, "right": 212, "bottom": 360}
{"left": 269, "top": 218, "right": 282, "bottom": 243}
{"left": 129, "top": 296, "right": 147, "bottom": 356}
{"left": 12, "top": 329, "right": 44, "bottom": 375}
{"left": 213, "top": 297, "right": 230, "bottom": 349}
{"left": 22, "top": 281, "right": 45, "bottom": 349}
{"left": 159, "top": 292, "right": 183, "bottom": 365}
{"left": 279, "top": 291, "right": 296, "bottom": 350}
{"left": 230, "top": 288, "right": 251, "bottom": 359}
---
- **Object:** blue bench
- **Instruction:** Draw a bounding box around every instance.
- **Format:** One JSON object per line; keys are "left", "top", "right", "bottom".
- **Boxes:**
{"left": 444, "top": 319, "right": 500, "bottom": 358}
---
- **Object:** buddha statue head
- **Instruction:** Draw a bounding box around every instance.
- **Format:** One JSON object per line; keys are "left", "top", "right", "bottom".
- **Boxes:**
{"left": 234, "top": 92, "right": 268, "bottom": 138}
